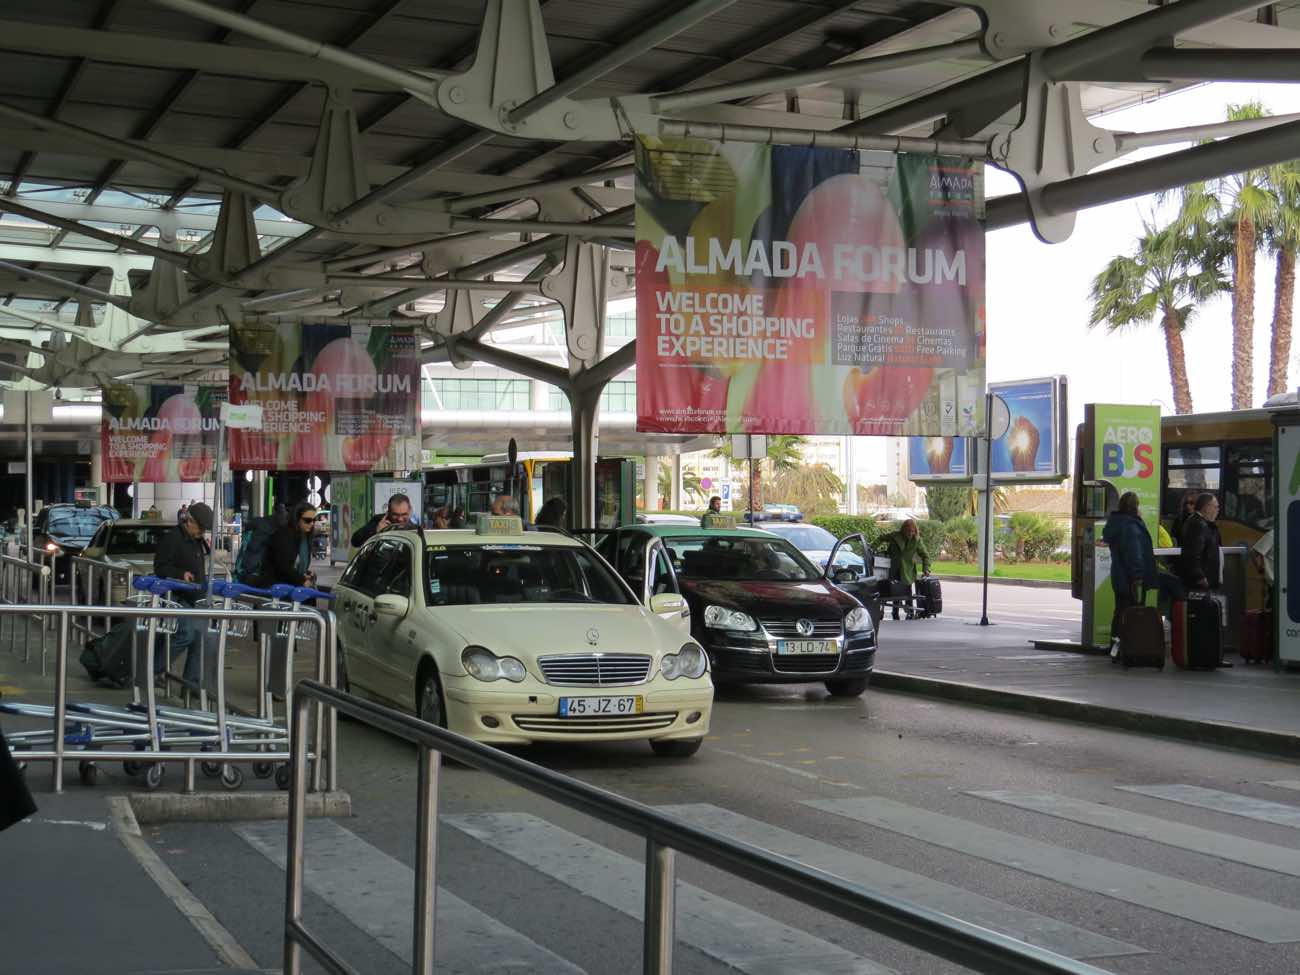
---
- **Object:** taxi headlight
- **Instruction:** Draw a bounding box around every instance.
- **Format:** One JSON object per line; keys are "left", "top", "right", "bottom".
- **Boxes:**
{"left": 461, "top": 646, "right": 527, "bottom": 683}
{"left": 662, "top": 642, "right": 708, "bottom": 680}
{"left": 703, "top": 605, "right": 756, "bottom": 631}
{"left": 845, "top": 607, "right": 874, "bottom": 634}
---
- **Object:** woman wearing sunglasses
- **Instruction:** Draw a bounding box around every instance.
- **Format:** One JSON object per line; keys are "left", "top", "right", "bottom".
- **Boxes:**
{"left": 265, "top": 500, "right": 319, "bottom": 589}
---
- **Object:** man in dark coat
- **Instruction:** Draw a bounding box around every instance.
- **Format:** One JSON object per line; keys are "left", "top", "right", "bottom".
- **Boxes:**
{"left": 351, "top": 493, "right": 414, "bottom": 548}
{"left": 153, "top": 502, "right": 213, "bottom": 684}
{"left": 1101, "top": 491, "right": 1158, "bottom": 658}
{"left": 1178, "top": 493, "right": 1223, "bottom": 592}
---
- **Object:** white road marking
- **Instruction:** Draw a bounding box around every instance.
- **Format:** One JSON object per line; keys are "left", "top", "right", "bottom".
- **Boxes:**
{"left": 1266, "top": 780, "right": 1300, "bottom": 793}
{"left": 237, "top": 820, "right": 586, "bottom": 974}
{"left": 806, "top": 796, "right": 1300, "bottom": 943}
{"left": 1116, "top": 784, "right": 1300, "bottom": 829}
{"left": 21, "top": 817, "right": 107, "bottom": 830}
{"left": 711, "top": 746, "right": 866, "bottom": 790}
{"left": 971, "top": 790, "right": 1300, "bottom": 878}
{"left": 449, "top": 811, "right": 891, "bottom": 975}
{"left": 662, "top": 803, "right": 1143, "bottom": 960}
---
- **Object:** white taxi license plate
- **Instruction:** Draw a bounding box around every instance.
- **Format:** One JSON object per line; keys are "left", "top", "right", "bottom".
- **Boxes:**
{"left": 558, "top": 696, "right": 643, "bottom": 717}
{"left": 777, "top": 640, "right": 838, "bottom": 655}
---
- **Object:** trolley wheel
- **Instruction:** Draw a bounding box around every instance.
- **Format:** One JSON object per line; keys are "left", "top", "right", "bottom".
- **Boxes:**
{"left": 143, "top": 764, "right": 164, "bottom": 791}
{"left": 220, "top": 765, "right": 244, "bottom": 791}
{"left": 275, "top": 764, "right": 291, "bottom": 790}
{"left": 201, "top": 761, "right": 222, "bottom": 778}
{"left": 123, "top": 760, "right": 143, "bottom": 776}
{"left": 78, "top": 761, "right": 99, "bottom": 787}
{"left": 252, "top": 761, "right": 274, "bottom": 779}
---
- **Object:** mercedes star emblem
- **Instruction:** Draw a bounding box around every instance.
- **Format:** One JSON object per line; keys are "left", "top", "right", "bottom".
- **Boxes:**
{"left": 586, "top": 628, "right": 600, "bottom": 646}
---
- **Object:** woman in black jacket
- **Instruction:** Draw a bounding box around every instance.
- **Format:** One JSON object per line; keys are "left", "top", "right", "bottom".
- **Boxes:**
{"left": 266, "top": 501, "right": 318, "bottom": 588}
{"left": 1177, "top": 493, "right": 1222, "bottom": 592}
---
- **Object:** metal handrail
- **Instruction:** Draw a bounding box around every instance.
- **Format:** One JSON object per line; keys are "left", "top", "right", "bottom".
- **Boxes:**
{"left": 0, "top": 553, "right": 53, "bottom": 669}
{"left": 284, "top": 680, "right": 1113, "bottom": 975}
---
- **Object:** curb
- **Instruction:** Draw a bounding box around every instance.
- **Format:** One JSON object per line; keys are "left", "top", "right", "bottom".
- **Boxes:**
{"left": 871, "top": 671, "right": 1300, "bottom": 759}
{"left": 128, "top": 789, "right": 352, "bottom": 825}
{"left": 934, "top": 574, "right": 1070, "bottom": 590}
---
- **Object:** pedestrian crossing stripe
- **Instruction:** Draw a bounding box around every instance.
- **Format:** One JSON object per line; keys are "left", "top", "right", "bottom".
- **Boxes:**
{"left": 235, "top": 821, "right": 585, "bottom": 975}
{"left": 449, "top": 811, "right": 890, "bottom": 975}
{"left": 1267, "top": 781, "right": 1300, "bottom": 793}
{"left": 660, "top": 803, "right": 1142, "bottom": 960}
{"left": 970, "top": 790, "right": 1300, "bottom": 878}
{"left": 805, "top": 796, "right": 1300, "bottom": 943}
{"left": 1116, "top": 784, "right": 1300, "bottom": 829}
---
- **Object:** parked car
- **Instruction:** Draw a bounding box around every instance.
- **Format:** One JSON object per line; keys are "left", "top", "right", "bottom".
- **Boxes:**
{"left": 636, "top": 513, "right": 700, "bottom": 526}
{"left": 595, "top": 523, "right": 876, "bottom": 696}
{"left": 76, "top": 518, "right": 231, "bottom": 604}
{"left": 33, "top": 503, "right": 120, "bottom": 583}
{"left": 333, "top": 517, "right": 713, "bottom": 757}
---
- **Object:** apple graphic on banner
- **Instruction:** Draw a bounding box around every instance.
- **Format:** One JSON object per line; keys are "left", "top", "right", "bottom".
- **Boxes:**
{"left": 841, "top": 365, "right": 935, "bottom": 434}
{"left": 925, "top": 437, "right": 954, "bottom": 475}
{"left": 1008, "top": 416, "right": 1041, "bottom": 472}
{"left": 142, "top": 393, "right": 200, "bottom": 483}
{"left": 292, "top": 336, "right": 390, "bottom": 471}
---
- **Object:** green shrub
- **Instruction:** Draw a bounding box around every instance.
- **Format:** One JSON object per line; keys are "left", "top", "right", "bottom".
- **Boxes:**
{"left": 915, "top": 518, "right": 945, "bottom": 562}
{"left": 1005, "top": 512, "right": 1068, "bottom": 562}
{"left": 943, "top": 516, "right": 979, "bottom": 562}
{"left": 925, "top": 484, "right": 969, "bottom": 522}
{"left": 810, "top": 516, "right": 885, "bottom": 545}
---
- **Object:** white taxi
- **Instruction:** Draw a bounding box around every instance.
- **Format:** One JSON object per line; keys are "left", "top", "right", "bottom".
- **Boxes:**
{"left": 333, "top": 517, "right": 713, "bottom": 757}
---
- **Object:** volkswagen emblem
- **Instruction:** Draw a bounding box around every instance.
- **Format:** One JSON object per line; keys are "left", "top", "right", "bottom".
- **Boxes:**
{"left": 586, "top": 628, "right": 600, "bottom": 646}
{"left": 795, "top": 618, "right": 815, "bottom": 637}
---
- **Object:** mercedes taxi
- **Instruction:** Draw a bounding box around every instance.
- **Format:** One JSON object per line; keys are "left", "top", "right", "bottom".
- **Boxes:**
{"left": 333, "top": 517, "right": 713, "bottom": 757}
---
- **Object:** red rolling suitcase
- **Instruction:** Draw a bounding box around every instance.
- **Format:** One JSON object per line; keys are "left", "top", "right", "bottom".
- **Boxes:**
{"left": 1241, "top": 609, "right": 1274, "bottom": 663}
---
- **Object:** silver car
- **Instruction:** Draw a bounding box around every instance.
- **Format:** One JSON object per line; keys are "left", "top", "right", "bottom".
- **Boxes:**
{"left": 76, "top": 518, "right": 230, "bottom": 605}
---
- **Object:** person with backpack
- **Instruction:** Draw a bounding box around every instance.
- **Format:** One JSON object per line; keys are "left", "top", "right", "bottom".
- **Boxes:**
{"left": 154, "top": 501, "right": 213, "bottom": 685}
{"left": 233, "top": 505, "right": 286, "bottom": 586}
{"left": 266, "top": 502, "right": 319, "bottom": 588}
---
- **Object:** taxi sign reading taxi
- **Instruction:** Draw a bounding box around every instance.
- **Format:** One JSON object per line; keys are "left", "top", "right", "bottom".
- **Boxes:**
{"left": 477, "top": 515, "right": 524, "bottom": 535}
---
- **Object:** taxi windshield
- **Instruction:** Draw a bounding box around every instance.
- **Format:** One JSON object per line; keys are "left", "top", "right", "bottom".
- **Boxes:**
{"left": 426, "top": 544, "right": 635, "bottom": 606}
{"left": 46, "top": 506, "right": 116, "bottom": 539}
{"left": 664, "top": 535, "right": 821, "bottom": 582}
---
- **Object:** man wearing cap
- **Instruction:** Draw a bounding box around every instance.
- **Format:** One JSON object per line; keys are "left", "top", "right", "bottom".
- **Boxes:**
{"left": 154, "top": 502, "right": 213, "bottom": 686}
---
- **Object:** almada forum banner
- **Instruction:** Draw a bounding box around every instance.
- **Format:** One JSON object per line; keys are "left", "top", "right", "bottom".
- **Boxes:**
{"left": 229, "top": 322, "right": 421, "bottom": 472}
{"left": 635, "top": 139, "right": 985, "bottom": 436}
{"left": 101, "top": 384, "right": 225, "bottom": 483}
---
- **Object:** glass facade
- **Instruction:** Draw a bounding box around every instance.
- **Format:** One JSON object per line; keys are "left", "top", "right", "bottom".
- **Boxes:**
{"left": 428, "top": 378, "right": 531, "bottom": 411}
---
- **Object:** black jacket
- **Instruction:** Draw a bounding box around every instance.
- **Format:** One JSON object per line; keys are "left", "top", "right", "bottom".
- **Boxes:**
{"left": 266, "top": 525, "right": 311, "bottom": 587}
{"left": 1177, "top": 513, "right": 1222, "bottom": 590}
{"left": 154, "top": 525, "right": 208, "bottom": 602}
{"left": 351, "top": 513, "right": 386, "bottom": 548}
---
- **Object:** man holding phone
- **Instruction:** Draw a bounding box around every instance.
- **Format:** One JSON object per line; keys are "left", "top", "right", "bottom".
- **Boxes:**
{"left": 351, "top": 493, "right": 415, "bottom": 548}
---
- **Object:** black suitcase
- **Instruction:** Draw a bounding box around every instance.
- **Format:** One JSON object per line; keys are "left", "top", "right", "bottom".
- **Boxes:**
{"left": 916, "top": 577, "right": 942, "bottom": 617}
{"left": 1183, "top": 594, "right": 1223, "bottom": 669}
{"left": 1118, "top": 604, "right": 1165, "bottom": 669}
{"left": 79, "top": 622, "right": 133, "bottom": 688}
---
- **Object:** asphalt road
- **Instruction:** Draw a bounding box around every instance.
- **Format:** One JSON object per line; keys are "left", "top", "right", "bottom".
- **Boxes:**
{"left": 146, "top": 681, "right": 1300, "bottom": 975}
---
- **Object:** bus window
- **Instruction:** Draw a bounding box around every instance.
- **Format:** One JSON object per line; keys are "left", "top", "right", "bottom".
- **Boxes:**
{"left": 1162, "top": 445, "right": 1221, "bottom": 521}
{"left": 1223, "top": 443, "right": 1271, "bottom": 530}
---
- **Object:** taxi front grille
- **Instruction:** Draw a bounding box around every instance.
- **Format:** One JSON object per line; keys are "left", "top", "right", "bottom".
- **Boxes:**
{"left": 512, "top": 712, "right": 678, "bottom": 734}
{"left": 538, "top": 653, "right": 652, "bottom": 686}
{"left": 760, "top": 618, "right": 842, "bottom": 639}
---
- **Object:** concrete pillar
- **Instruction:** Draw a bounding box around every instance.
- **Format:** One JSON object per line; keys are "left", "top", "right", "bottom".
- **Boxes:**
{"left": 644, "top": 453, "right": 662, "bottom": 511}
{"left": 670, "top": 455, "right": 682, "bottom": 511}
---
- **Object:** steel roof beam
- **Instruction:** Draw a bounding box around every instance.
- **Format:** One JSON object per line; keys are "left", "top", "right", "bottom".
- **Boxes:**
{"left": 0, "top": 199, "right": 190, "bottom": 266}
{"left": 844, "top": 0, "right": 1274, "bottom": 136}
{"left": 988, "top": 116, "right": 1300, "bottom": 231}
{"left": 1141, "top": 47, "right": 1300, "bottom": 82}
{"left": 0, "top": 261, "right": 131, "bottom": 309}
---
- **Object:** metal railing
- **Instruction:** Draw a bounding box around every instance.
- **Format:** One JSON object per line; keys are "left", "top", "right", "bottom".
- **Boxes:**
{"left": 1, "top": 603, "right": 339, "bottom": 795}
{"left": 68, "top": 556, "right": 135, "bottom": 647}
{"left": 0, "top": 554, "right": 54, "bottom": 670}
{"left": 284, "top": 681, "right": 1114, "bottom": 975}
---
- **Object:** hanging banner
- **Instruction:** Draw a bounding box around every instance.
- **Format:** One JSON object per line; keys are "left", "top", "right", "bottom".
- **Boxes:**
{"left": 101, "top": 384, "right": 225, "bottom": 483}
{"left": 228, "top": 322, "right": 421, "bottom": 472}
{"left": 635, "top": 138, "right": 985, "bottom": 435}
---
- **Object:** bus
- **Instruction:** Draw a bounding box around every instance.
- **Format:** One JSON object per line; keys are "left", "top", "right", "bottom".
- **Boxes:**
{"left": 423, "top": 453, "right": 637, "bottom": 527}
{"left": 1072, "top": 408, "right": 1271, "bottom": 611}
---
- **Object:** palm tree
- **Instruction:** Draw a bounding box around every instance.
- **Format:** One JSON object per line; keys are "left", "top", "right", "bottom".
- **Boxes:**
{"left": 1088, "top": 216, "right": 1227, "bottom": 415}
{"left": 1266, "top": 161, "right": 1300, "bottom": 398}
{"left": 770, "top": 464, "right": 845, "bottom": 518}
{"left": 1174, "top": 102, "right": 1278, "bottom": 410}
{"left": 656, "top": 466, "right": 703, "bottom": 508}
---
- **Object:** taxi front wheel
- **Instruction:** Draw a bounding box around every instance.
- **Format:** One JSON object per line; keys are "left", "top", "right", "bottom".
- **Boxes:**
{"left": 416, "top": 669, "right": 447, "bottom": 729}
{"left": 650, "top": 738, "right": 702, "bottom": 759}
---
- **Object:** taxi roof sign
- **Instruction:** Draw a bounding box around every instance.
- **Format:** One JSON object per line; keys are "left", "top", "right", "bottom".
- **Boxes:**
{"left": 700, "top": 513, "right": 737, "bottom": 529}
{"left": 477, "top": 515, "right": 525, "bottom": 536}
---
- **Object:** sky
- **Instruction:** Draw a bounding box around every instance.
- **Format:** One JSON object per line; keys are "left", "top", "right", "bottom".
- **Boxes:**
{"left": 845, "top": 80, "right": 1300, "bottom": 482}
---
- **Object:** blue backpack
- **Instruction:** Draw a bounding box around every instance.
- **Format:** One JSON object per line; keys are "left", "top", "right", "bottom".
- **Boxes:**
{"left": 233, "top": 516, "right": 276, "bottom": 584}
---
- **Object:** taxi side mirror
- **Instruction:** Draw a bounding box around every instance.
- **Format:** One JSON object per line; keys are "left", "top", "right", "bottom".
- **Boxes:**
{"left": 649, "top": 593, "right": 686, "bottom": 615}
{"left": 374, "top": 594, "right": 409, "bottom": 618}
